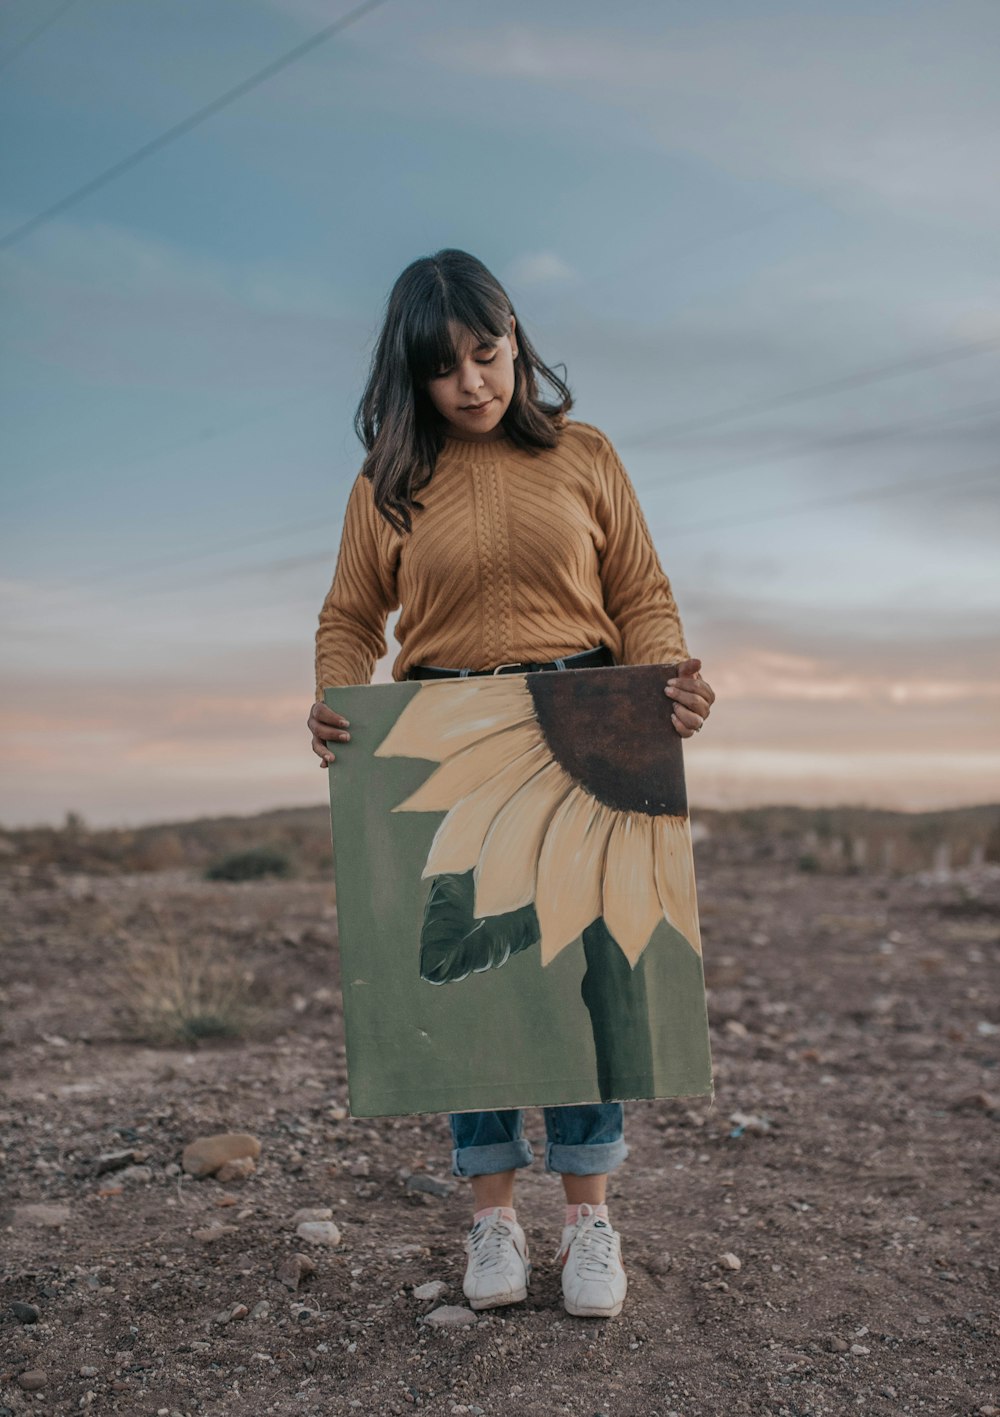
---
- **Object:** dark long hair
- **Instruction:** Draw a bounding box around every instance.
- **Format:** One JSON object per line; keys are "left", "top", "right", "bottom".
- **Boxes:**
{"left": 353, "top": 249, "right": 574, "bottom": 533}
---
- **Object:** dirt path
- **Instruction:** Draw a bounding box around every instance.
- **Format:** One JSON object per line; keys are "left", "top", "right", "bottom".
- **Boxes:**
{"left": 2, "top": 862, "right": 998, "bottom": 1416}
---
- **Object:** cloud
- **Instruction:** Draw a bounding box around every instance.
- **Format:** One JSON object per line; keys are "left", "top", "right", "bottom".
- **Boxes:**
{"left": 505, "top": 251, "right": 577, "bottom": 288}
{"left": 2, "top": 215, "right": 366, "bottom": 391}
{"left": 418, "top": 13, "right": 1000, "bottom": 226}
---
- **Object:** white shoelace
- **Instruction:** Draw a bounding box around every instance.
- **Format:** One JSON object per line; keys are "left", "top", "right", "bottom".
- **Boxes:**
{"left": 556, "top": 1218, "right": 618, "bottom": 1274}
{"left": 467, "top": 1216, "right": 519, "bottom": 1275}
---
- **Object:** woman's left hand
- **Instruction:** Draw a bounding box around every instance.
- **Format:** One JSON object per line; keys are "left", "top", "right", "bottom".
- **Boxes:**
{"left": 664, "top": 657, "right": 715, "bottom": 738}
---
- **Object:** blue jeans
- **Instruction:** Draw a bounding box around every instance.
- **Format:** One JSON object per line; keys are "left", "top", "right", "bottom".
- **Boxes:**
{"left": 450, "top": 1104, "right": 629, "bottom": 1177}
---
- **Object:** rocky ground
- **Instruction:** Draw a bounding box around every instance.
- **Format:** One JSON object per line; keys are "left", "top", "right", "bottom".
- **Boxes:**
{"left": 1, "top": 858, "right": 998, "bottom": 1416}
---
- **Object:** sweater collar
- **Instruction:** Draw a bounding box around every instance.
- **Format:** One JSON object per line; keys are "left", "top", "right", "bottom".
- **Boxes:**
{"left": 437, "top": 429, "right": 517, "bottom": 466}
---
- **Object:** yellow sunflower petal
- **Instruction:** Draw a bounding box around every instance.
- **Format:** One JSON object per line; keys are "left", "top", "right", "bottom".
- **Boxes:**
{"left": 602, "top": 814, "right": 664, "bottom": 967}
{"left": 374, "top": 677, "right": 534, "bottom": 761}
{"left": 535, "top": 791, "right": 617, "bottom": 967}
{"left": 651, "top": 815, "right": 702, "bottom": 954}
{"left": 421, "top": 740, "right": 552, "bottom": 877}
{"left": 472, "top": 761, "right": 576, "bottom": 917}
{"left": 392, "top": 719, "right": 546, "bottom": 813}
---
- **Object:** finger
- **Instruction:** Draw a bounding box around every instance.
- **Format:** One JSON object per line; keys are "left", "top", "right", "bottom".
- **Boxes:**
{"left": 671, "top": 704, "right": 705, "bottom": 732}
{"left": 308, "top": 710, "right": 351, "bottom": 738}
{"left": 310, "top": 703, "right": 351, "bottom": 729}
{"left": 313, "top": 722, "right": 351, "bottom": 744}
{"left": 664, "top": 685, "right": 712, "bottom": 715}
{"left": 675, "top": 657, "right": 702, "bottom": 677}
{"left": 311, "top": 734, "right": 337, "bottom": 765}
{"left": 671, "top": 712, "right": 696, "bottom": 738}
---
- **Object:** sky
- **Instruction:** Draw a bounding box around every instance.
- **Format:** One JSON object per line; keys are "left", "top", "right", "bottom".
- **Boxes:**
{"left": 2, "top": 0, "right": 999, "bottom": 829}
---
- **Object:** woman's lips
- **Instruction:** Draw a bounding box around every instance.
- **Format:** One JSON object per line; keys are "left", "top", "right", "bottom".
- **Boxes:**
{"left": 463, "top": 398, "right": 494, "bottom": 413}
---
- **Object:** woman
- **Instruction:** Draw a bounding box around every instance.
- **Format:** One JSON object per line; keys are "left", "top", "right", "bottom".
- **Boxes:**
{"left": 307, "top": 248, "right": 714, "bottom": 1318}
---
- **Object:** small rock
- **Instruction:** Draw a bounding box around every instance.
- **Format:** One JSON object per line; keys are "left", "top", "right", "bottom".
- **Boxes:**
{"left": 95, "top": 1148, "right": 140, "bottom": 1175}
{"left": 216, "top": 1157, "right": 256, "bottom": 1183}
{"left": 405, "top": 1174, "right": 456, "bottom": 1199}
{"left": 291, "top": 1207, "right": 334, "bottom": 1225}
{"left": 79, "top": 1366, "right": 98, "bottom": 1378}
{"left": 118, "top": 1165, "right": 153, "bottom": 1184}
{"left": 250, "top": 1300, "right": 270, "bottom": 1319}
{"left": 850, "top": 1343, "right": 870, "bottom": 1355}
{"left": 296, "top": 1220, "right": 341, "bottom": 1247}
{"left": 229, "top": 1303, "right": 249, "bottom": 1320}
{"left": 16, "top": 1371, "right": 47, "bottom": 1392}
{"left": 412, "top": 1281, "right": 449, "bottom": 1301}
{"left": 328, "top": 1106, "right": 349, "bottom": 1121}
{"left": 192, "top": 1224, "right": 239, "bottom": 1243}
{"left": 12, "top": 1203, "right": 70, "bottom": 1229}
{"left": 394, "top": 1243, "right": 432, "bottom": 1259}
{"left": 952, "top": 1090, "right": 999, "bottom": 1114}
{"left": 346, "top": 1155, "right": 371, "bottom": 1177}
{"left": 10, "top": 1301, "right": 39, "bottom": 1324}
{"left": 723, "top": 1019, "right": 750, "bottom": 1038}
{"left": 276, "top": 1254, "right": 317, "bottom": 1291}
{"left": 421, "top": 1305, "right": 478, "bottom": 1328}
{"left": 717, "top": 1252, "right": 742, "bottom": 1271}
{"left": 181, "top": 1132, "right": 261, "bottom": 1178}
{"left": 728, "top": 1111, "right": 771, "bottom": 1135}
{"left": 828, "top": 1337, "right": 849, "bottom": 1353}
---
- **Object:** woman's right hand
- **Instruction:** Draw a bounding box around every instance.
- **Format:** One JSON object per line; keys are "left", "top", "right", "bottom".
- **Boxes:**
{"left": 308, "top": 699, "right": 352, "bottom": 768}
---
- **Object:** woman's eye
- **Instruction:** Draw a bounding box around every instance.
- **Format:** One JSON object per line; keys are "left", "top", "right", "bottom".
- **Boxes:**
{"left": 433, "top": 353, "right": 497, "bottom": 379}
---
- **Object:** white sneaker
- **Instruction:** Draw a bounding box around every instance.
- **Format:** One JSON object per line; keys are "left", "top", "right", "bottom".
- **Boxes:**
{"left": 555, "top": 1204, "right": 627, "bottom": 1318}
{"left": 462, "top": 1208, "right": 531, "bottom": 1310}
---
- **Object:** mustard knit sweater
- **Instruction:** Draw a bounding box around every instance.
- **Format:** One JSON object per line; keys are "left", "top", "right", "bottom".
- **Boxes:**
{"left": 315, "top": 419, "right": 689, "bottom": 697}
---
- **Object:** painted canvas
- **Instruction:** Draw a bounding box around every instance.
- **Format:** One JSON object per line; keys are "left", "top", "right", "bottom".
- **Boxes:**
{"left": 324, "top": 663, "right": 713, "bottom": 1118}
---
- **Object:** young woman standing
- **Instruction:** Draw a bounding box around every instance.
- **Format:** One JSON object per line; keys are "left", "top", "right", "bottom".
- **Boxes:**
{"left": 307, "top": 249, "right": 715, "bottom": 1318}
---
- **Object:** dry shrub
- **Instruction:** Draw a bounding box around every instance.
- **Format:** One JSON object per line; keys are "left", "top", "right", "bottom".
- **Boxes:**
{"left": 113, "top": 906, "right": 261, "bottom": 1044}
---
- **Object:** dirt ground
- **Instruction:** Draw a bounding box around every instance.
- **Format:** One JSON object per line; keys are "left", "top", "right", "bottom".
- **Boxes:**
{"left": 1, "top": 856, "right": 998, "bottom": 1417}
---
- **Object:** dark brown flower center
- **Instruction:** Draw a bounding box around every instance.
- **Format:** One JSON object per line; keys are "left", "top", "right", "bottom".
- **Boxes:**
{"left": 527, "top": 664, "right": 689, "bottom": 817}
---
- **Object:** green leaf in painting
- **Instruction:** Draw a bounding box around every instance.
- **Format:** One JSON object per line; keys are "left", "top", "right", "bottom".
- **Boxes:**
{"left": 419, "top": 871, "right": 540, "bottom": 985}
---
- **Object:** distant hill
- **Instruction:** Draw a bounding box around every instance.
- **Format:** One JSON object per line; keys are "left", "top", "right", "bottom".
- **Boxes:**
{"left": 2, "top": 801, "right": 998, "bottom": 879}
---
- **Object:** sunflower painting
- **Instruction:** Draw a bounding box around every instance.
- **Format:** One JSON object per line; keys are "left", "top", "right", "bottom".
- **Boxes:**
{"left": 324, "top": 664, "right": 713, "bottom": 1118}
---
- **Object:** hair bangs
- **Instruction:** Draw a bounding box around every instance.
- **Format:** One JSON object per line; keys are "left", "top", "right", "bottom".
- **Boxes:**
{"left": 407, "top": 286, "right": 507, "bottom": 386}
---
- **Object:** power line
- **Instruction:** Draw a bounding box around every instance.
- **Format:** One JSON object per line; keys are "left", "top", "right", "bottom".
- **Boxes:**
{"left": 659, "top": 396, "right": 1000, "bottom": 489}
{"left": 40, "top": 399, "right": 1000, "bottom": 589}
{"left": 620, "top": 334, "right": 1000, "bottom": 449}
{"left": 0, "top": 0, "right": 80, "bottom": 75}
{"left": 5, "top": 383, "right": 333, "bottom": 518}
{"left": 665, "top": 464, "right": 997, "bottom": 536}
{"left": 85, "top": 462, "right": 1000, "bottom": 595}
{"left": 0, "top": 0, "right": 394, "bottom": 249}
{"left": 68, "top": 514, "right": 341, "bottom": 585}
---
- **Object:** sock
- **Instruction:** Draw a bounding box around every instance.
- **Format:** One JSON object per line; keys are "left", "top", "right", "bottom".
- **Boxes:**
{"left": 565, "top": 1202, "right": 609, "bottom": 1227}
{"left": 473, "top": 1204, "right": 517, "bottom": 1225}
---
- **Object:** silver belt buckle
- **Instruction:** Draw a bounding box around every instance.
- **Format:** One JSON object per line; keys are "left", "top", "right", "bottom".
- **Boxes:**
{"left": 491, "top": 661, "right": 524, "bottom": 675}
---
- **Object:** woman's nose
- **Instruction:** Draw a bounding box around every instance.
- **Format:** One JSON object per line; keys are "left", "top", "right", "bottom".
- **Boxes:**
{"left": 458, "top": 361, "right": 485, "bottom": 394}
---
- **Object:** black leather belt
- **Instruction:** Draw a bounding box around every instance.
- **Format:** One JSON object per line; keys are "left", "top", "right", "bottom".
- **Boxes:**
{"left": 407, "top": 644, "right": 614, "bottom": 680}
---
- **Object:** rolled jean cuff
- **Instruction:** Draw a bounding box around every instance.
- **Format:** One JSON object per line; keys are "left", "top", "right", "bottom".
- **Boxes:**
{"left": 544, "top": 1137, "right": 629, "bottom": 1176}
{"left": 451, "top": 1137, "right": 534, "bottom": 1178}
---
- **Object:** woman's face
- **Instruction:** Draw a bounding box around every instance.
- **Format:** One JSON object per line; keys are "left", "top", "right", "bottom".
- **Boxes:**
{"left": 423, "top": 316, "right": 518, "bottom": 441}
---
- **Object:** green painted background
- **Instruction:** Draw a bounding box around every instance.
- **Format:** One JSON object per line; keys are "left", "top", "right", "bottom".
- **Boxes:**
{"left": 325, "top": 678, "right": 713, "bottom": 1118}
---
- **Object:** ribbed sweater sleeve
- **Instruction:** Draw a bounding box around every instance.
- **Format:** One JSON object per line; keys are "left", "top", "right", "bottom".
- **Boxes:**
{"left": 594, "top": 434, "right": 690, "bottom": 667}
{"left": 315, "top": 474, "right": 400, "bottom": 697}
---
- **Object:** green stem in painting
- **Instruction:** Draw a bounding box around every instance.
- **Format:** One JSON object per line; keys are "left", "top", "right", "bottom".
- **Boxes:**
{"left": 580, "top": 917, "right": 656, "bottom": 1101}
